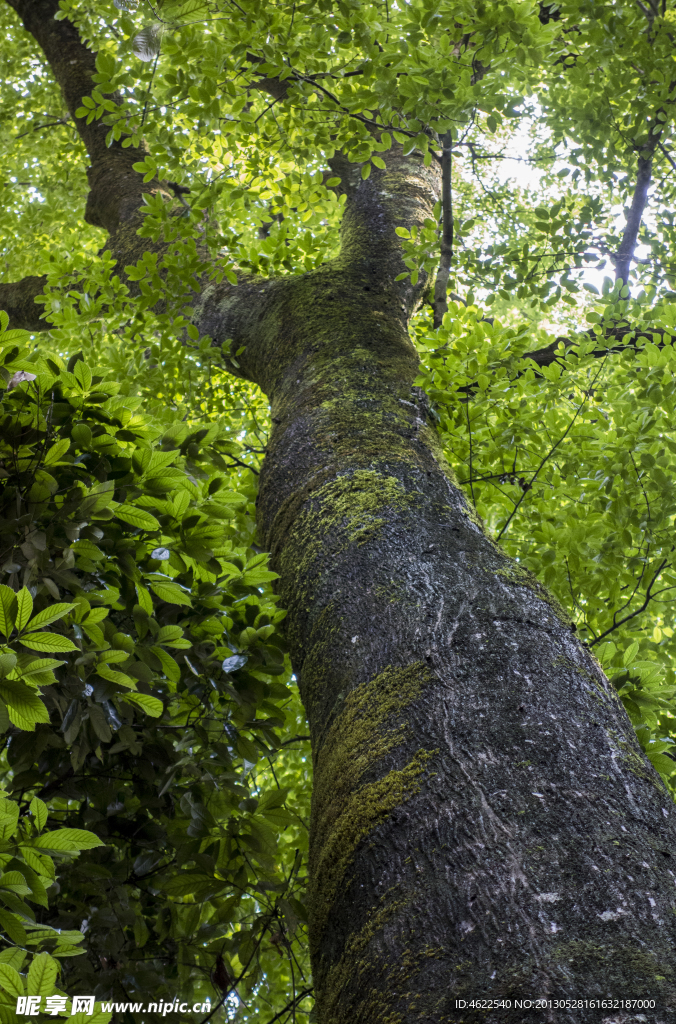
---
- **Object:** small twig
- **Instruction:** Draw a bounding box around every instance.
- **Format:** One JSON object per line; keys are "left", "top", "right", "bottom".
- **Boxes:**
{"left": 496, "top": 361, "right": 607, "bottom": 541}
{"left": 141, "top": 50, "right": 161, "bottom": 128}
{"left": 15, "top": 117, "right": 71, "bottom": 139}
{"left": 262, "top": 988, "right": 314, "bottom": 1024}
{"left": 223, "top": 453, "right": 260, "bottom": 475}
{"left": 590, "top": 557, "right": 671, "bottom": 646}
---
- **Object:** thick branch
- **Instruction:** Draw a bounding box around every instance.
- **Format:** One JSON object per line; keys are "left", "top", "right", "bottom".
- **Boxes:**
{"left": 336, "top": 146, "right": 441, "bottom": 316}
{"left": 0, "top": 277, "right": 49, "bottom": 333}
{"left": 195, "top": 146, "right": 443, "bottom": 394}
{"left": 2, "top": 6, "right": 440, "bottom": 371}
{"left": 614, "top": 154, "right": 653, "bottom": 286}
{"left": 5, "top": 0, "right": 159, "bottom": 233}
{"left": 1, "top": 0, "right": 186, "bottom": 330}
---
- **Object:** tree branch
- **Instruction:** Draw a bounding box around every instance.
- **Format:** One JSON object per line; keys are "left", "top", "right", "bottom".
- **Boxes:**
{"left": 589, "top": 556, "right": 671, "bottom": 646}
{"left": 0, "top": 276, "right": 49, "bottom": 333}
{"left": 2, "top": 1, "right": 441, "bottom": 391}
{"left": 614, "top": 154, "right": 653, "bottom": 286}
{"left": 4, "top": 0, "right": 155, "bottom": 234}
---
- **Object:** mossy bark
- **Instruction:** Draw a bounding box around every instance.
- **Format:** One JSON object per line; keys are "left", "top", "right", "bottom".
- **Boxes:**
{"left": 4, "top": 6, "right": 676, "bottom": 1020}
{"left": 249, "top": 261, "right": 676, "bottom": 1021}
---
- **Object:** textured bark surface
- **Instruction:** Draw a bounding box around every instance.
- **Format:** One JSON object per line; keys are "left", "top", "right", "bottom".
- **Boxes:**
{"left": 3, "top": 6, "right": 676, "bottom": 1022}
{"left": 244, "top": 194, "right": 676, "bottom": 1021}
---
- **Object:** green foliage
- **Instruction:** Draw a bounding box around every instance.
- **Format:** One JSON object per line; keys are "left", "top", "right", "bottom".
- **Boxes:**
{"left": 0, "top": 792, "right": 104, "bottom": 1022}
{"left": 0, "top": 320, "right": 311, "bottom": 1018}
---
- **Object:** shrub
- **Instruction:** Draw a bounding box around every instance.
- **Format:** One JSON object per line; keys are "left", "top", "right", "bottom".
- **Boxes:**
{"left": 0, "top": 315, "right": 310, "bottom": 1016}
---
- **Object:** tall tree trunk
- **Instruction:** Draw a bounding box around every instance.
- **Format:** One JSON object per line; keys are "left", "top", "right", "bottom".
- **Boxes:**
{"left": 3, "top": 4, "right": 676, "bottom": 1020}
{"left": 204, "top": 159, "right": 676, "bottom": 1021}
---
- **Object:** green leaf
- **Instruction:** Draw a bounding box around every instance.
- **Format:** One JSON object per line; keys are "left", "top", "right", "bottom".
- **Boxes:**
{"left": 0, "top": 586, "right": 17, "bottom": 639}
{"left": 596, "top": 641, "right": 616, "bottom": 666}
{"left": 23, "top": 604, "right": 75, "bottom": 632}
{"left": 0, "top": 909, "right": 26, "bottom": 946}
{"left": 95, "top": 665, "right": 137, "bottom": 689}
{"left": 623, "top": 641, "right": 640, "bottom": 667}
{"left": 18, "top": 847, "right": 55, "bottom": 881}
{"left": 0, "top": 802, "right": 19, "bottom": 842}
{"left": 0, "top": 681, "right": 49, "bottom": 731}
{"left": 241, "top": 568, "right": 279, "bottom": 586}
{"left": 74, "top": 361, "right": 92, "bottom": 391}
{"left": 14, "top": 588, "right": 33, "bottom": 632}
{"left": 70, "top": 1008, "right": 112, "bottom": 1024}
{"left": 646, "top": 751, "right": 676, "bottom": 778}
{"left": 43, "top": 439, "right": 71, "bottom": 465}
{"left": 20, "top": 633, "right": 79, "bottom": 653}
{"left": 121, "top": 692, "right": 164, "bottom": 718}
{"left": 257, "top": 788, "right": 289, "bottom": 811}
{"left": 33, "top": 829, "right": 105, "bottom": 852}
{"left": 0, "top": 872, "right": 30, "bottom": 896}
{"left": 26, "top": 952, "right": 58, "bottom": 997}
{"left": 150, "top": 581, "right": 192, "bottom": 607}
{"left": 160, "top": 872, "right": 223, "bottom": 898}
{"left": 115, "top": 505, "right": 160, "bottom": 530}
{"left": 29, "top": 798, "right": 47, "bottom": 832}
{"left": 0, "top": 961, "right": 24, "bottom": 997}
{"left": 17, "top": 658, "right": 65, "bottom": 682}
{"left": 150, "top": 645, "right": 180, "bottom": 682}
{"left": 0, "top": 948, "right": 26, "bottom": 971}
{"left": 135, "top": 584, "right": 154, "bottom": 615}
{"left": 155, "top": 625, "right": 185, "bottom": 645}
{"left": 0, "top": 654, "right": 16, "bottom": 679}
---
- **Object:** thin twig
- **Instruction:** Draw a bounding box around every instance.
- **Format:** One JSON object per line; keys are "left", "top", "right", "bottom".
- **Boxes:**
{"left": 496, "top": 362, "right": 607, "bottom": 541}
{"left": 141, "top": 50, "right": 161, "bottom": 128}
{"left": 263, "top": 989, "right": 314, "bottom": 1024}
{"left": 590, "top": 557, "right": 671, "bottom": 646}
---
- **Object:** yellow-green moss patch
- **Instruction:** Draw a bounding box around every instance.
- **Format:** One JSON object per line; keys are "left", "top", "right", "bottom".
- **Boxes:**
{"left": 309, "top": 662, "right": 437, "bottom": 944}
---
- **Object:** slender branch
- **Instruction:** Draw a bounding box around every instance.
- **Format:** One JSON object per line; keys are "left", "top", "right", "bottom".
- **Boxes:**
{"left": 658, "top": 140, "right": 676, "bottom": 174}
{"left": 15, "top": 116, "right": 71, "bottom": 139}
{"left": 432, "top": 132, "right": 453, "bottom": 329}
{"left": 5, "top": 0, "right": 152, "bottom": 233}
{"left": 607, "top": 546, "right": 650, "bottom": 625}
{"left": 635, "top": 0, "right": 656, "bottom": 25}
{"left": 141, "top": 49, "right": 161, "bottom": 128}
{"left": 496, "top": 362, "right": 606, "bottom": 542}
{"left": 263, "top": 988, "right": 314, "bottom": 1024}
{"left": 590, "top": 557, "right": 670, "bottom": 646}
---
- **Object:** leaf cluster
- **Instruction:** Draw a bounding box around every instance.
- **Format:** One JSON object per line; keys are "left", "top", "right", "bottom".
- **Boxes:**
{"left": 0, "top": 315, "right": 312, "bottom": 1021}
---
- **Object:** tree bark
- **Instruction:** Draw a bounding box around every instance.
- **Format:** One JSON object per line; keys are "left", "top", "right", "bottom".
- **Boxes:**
{"left": 3, "top": 6, "right": 676, "bottom": 1021}
{"left": 231, "top": 178, "right": 676, "bottom": 1023}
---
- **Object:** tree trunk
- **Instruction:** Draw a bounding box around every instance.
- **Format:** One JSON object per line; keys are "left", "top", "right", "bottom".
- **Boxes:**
{"left": 251, "top": 279, "right": 676, "bottom": 1022}
{"left": 3, "top": 5, "right": 676, "bottom": 1020}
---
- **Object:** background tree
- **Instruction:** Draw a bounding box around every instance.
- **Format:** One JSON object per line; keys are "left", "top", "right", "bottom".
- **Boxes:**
{"left": 2, "top": 0, "right": 676, "bottom": 1022}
